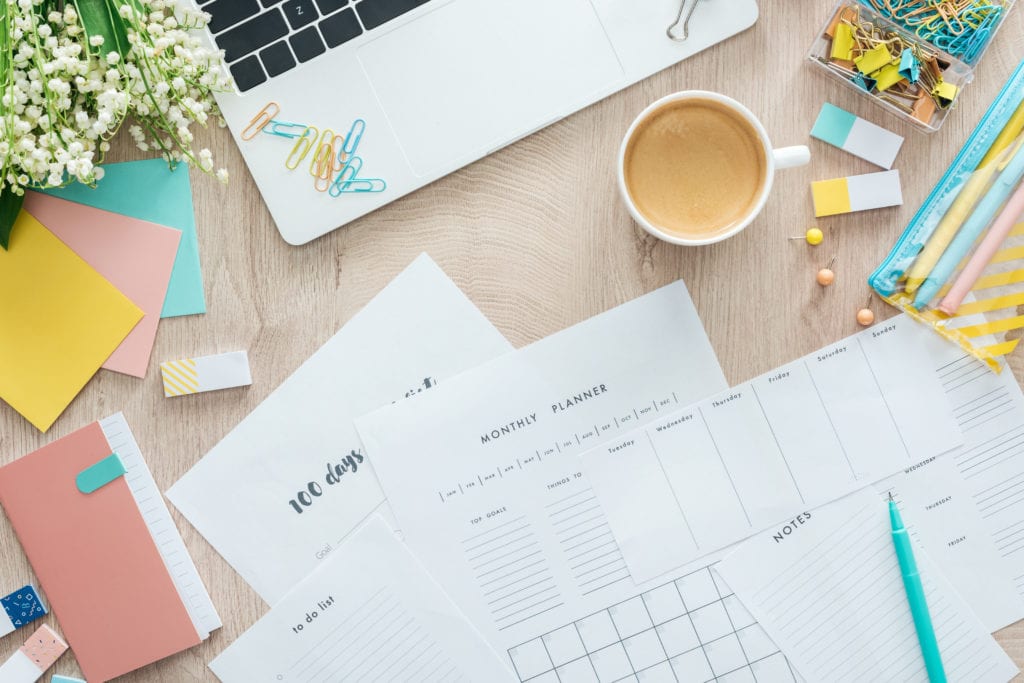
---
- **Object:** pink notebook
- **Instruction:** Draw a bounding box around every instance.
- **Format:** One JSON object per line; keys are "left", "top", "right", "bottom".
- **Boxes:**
{"left": 0, "top": 420, "right": 201, "bottom": 681}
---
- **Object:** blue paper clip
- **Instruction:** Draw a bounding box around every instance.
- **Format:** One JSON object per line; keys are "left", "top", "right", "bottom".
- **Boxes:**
{"left": 329, "top": 156, "right": 363, "bottom": 197}
{"left": 336, "top": 178, "right": 387, "bottom": 193}
{"left": 342, "top": 119, "right": 366, "bottom": 156}
{"left": 263, "top": 120, "right": 311, "bottom": 139}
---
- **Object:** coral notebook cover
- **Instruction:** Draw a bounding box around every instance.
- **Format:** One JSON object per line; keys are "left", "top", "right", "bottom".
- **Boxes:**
{"left": 0, "top": 422, "right": 200, "bottom": 681}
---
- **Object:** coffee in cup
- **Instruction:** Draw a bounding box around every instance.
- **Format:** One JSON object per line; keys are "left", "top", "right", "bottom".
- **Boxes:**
{"left": 617, "top": 91, "right": 810, "bottom": 246}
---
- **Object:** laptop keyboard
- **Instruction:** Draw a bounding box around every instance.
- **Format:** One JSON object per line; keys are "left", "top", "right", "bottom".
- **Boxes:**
{"left": 200, "top": 0, "right": 433, "bottom": 92}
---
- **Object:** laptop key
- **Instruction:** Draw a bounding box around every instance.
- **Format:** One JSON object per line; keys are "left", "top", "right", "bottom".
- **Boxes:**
{"left": 283, "top": 0, "right": 318, "bottom": 29}
{"left": 315, "top": 0, "right": 347, "bottom": 13}
{"left": 217, "top": 10, "right": 288, "bottom": 62}
{"left": 319, "top": 8, "right": 361, "bottom": 48}
{"left": 289, "top": 26, "right": 327, "bottom": 63}
{"left": 356, "top": 0, "right": 432, "bottom": 31}
{"left": 259, "top": 41, "right": 297, "bottom": 78}
{"left": 260, "top": 0, "right": 284, "bottom": 6}
{"left": 205, "top": 0, "right": 260, "bottom": 34}
{"left": 229, "top": 55, "right": 267, "bottom": 92}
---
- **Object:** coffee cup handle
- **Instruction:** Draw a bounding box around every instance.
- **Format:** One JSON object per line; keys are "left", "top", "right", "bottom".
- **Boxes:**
{"left": 773, "top": 146, "right": 811, "bottom": 170}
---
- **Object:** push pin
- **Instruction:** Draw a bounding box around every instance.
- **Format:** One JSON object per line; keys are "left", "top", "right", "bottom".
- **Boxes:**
{"left": 857, "top": 293, "right": 875, "bottom": 326}
{"left": 817, "top": 256, "right": 837, "bottom": 286}
{"left": 788, "top": 227, "right": 824, "bottom": 245}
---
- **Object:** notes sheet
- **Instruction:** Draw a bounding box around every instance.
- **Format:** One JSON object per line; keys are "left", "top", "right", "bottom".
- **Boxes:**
{"left": 580, "top": 316, "right": 962, "bottom": 583}
{"left": 209, "top": 516, "right": 513, "bottom": 682}
{"left": 717, "top": 489, "right": 1019, "bottom": 682}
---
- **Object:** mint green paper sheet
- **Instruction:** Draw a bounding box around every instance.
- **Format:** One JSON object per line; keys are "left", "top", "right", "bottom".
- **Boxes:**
{"left": 40, "top": 159, "right": 206, "bottom": 317}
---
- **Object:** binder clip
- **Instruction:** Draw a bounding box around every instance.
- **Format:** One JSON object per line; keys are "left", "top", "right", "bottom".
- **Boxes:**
{"left": 667, "top": 0, "right": 699, "bottom": 41}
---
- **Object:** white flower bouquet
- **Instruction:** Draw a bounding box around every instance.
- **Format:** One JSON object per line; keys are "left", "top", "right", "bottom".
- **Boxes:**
{"left": 0, "top": 0, "right": 230, "bottom": 248}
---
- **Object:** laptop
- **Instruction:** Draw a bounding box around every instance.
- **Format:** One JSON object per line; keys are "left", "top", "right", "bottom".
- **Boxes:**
{"left": 201, "top": 0, "right": 759, "bottom": 245}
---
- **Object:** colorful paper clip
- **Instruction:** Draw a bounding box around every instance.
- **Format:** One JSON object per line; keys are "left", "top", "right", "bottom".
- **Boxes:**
{"left": 241, "top": 102, "right": 280, "bottom": 140}
{"left": 262, "top": 120, "right": 310, "bottom": 139}
{"left": 308, "top": 128, "right": 336, "bottom": 176}
{"left": 284, "top": 125, "right": 318, "bottom": 170}
{"left": 329, "top": 156, "right": 363, "bottom": 197}
{"left": 342, "top": 119, "right": 366, "bottom": 156}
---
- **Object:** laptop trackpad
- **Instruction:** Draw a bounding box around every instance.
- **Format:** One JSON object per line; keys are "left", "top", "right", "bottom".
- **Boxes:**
{"left": 358, "top": 0, "right": 623, "bottom": 177}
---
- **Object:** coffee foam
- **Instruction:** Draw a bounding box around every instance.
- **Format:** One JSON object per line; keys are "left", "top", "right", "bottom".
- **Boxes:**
{"left": 624, "top": 99, "right": 767, "bottom": 240}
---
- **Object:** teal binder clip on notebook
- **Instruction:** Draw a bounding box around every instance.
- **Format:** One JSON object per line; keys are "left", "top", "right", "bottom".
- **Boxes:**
{"left": 869, "top": 59, "right": 1024, "bottom": 371}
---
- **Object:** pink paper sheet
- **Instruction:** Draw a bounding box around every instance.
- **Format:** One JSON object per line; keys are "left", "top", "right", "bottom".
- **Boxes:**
{"left": 23, "top": 192, "right": 181, "bottom": 378}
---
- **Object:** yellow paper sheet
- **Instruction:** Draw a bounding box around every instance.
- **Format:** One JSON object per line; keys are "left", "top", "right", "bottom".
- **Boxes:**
{"left": 0, "top": 212, "right": 143, "bottom": 431}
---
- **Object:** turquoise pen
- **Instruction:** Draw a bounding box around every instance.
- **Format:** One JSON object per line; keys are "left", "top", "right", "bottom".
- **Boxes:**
{"left": 889, "top": 494, "right": 947, "bottom": 683}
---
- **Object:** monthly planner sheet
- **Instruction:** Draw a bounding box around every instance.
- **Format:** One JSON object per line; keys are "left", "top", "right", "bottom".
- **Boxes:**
{"left": 355, "top": 309, "right": 955, "bottom": 680}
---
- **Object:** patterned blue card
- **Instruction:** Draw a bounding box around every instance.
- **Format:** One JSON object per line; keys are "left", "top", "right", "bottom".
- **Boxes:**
{"left": 1, "top": 584, "right": 46, "bottom": 631}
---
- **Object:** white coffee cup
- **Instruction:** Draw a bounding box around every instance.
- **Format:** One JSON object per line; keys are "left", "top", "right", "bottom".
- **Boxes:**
{"left": 617, "top": 91, "right": 810, "bottom": 246}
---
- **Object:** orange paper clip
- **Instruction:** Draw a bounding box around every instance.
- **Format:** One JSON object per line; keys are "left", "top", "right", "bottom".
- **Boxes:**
{"left": 241, "top": 102, "right": 280, "bottom": 140}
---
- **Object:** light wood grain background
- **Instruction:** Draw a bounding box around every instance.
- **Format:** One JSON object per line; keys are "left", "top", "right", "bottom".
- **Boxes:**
{"left": 2, "top": 2, "right": 1024, "bottom": 680}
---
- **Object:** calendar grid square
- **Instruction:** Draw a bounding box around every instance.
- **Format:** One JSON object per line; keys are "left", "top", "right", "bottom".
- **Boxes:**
{"left": 509, "top": 563, "right": 797, "bottom": 683}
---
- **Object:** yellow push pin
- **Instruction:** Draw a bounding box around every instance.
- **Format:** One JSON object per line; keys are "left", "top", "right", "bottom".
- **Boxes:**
{"left": 788, "top": 227, "right": 824, "bottom": 245}
{"left": 817, "top": 256, "right": 837, "bottom": 286}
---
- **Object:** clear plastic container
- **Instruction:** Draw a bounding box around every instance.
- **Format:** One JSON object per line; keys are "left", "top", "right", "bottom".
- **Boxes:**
{"left": 808, "top": 1, "right": 989, "bottom": 133}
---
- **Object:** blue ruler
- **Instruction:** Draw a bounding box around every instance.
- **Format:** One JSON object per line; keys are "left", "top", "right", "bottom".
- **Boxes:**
{"left": 870, "top": 59, "right": 1024, "bottom": 296}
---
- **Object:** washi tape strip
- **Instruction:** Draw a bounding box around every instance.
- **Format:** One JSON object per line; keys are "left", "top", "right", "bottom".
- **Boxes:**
{"left": 0, "top": 585, "right": 46, "bottom": 637}
{"left": 811, "top": 103, "right": 905, "bottom": 169}
{"left": 161, "top": 351, "right": 252, "bottom": 397}
{"left": 0, "top": 624, "right": 67, "bottom": 683}
{"left": 51, "top": 676, "right": 86, "bottom": 683}
{"left": 812, "top": 170, "right": 903, "bottom": 217}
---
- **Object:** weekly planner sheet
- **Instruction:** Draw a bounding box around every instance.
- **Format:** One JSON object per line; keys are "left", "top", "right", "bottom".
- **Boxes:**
{"left": 581, "top": 317, "right": 962, "bottom": 583}
{"left": 355, "top": 298, "right": 952, "bottom": 680}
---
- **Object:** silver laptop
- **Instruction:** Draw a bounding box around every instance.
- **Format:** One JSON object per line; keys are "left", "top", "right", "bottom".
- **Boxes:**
{"left": 203, "top": 0, "right": 759, "bottom": 245}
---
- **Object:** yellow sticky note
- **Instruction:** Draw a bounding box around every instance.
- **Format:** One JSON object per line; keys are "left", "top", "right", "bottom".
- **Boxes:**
{"left": 812, "top": 178, "right": 852, "bottom": 217}
{"left": 831, "top": 23, "right": 854, "bottom": 61}
{"left": 0, "top": 211, "right": 142, "bottom": 431}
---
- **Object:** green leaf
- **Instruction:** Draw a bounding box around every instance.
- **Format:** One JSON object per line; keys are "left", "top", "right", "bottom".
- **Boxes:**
{"left": 72, "top": 0, "right": 131, "bottom": 60}
{"left": 0, "top": 191, "right": 24, "bottom": 250}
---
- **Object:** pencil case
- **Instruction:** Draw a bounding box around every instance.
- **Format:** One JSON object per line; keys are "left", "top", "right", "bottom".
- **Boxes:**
{"left": 870, "top": 58, "right": 1024, "bottom": 371}
{"left": 807, "top": 0, "right": 1014, "bottom": 132}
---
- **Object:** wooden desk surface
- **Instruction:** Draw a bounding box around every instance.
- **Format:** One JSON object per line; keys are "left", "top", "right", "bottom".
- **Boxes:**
{"left": 2, "top": 2, "right": 1023, "bottom": 680}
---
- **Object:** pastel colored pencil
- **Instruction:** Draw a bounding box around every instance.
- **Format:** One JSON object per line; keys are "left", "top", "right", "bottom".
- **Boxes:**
{"left": 913, "top": 141, "right": 1024, "bottom": 308}
{"left": 905, "top": 103, "right": 1024, "bottom": 294}
{"left": 939, "top": 180, "right": 1024, "bottom": 314}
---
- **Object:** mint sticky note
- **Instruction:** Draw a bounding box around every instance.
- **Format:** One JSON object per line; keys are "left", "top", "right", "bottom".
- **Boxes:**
{"left": 40, "top": 159, "right": 206, "bottom": 318}
{"left": 811, "top": 103, "right": 904, "bottom": 169}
